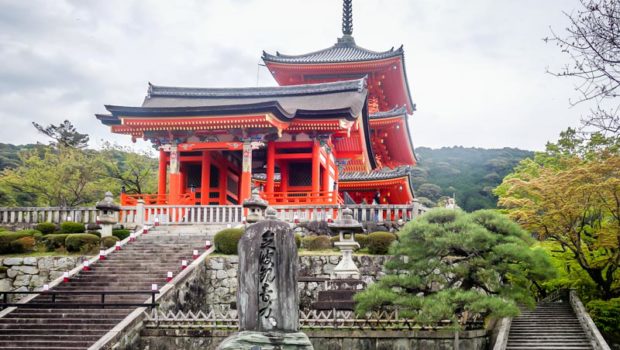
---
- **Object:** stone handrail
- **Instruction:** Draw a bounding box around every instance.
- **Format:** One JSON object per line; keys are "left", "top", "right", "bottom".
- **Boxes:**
{"left": 0, "top": 207, "right": 100, "bottom": 225}
{"left": 1, "top": 203, "right": 427, "bottom": 226}
{"left": 569, "top": 290, "right": 611, "bottom": 350}
{"left": 491, "top": 317, "right": 512, "bottom": 350}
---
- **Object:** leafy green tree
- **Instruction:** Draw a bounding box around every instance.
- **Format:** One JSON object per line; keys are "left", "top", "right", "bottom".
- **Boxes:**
{"left": 354, "top": 209, "right": 555, "bottom": 327}
{"left": 32, "top": 120, "right": 89, "bottom": 149}
{"left": 496, "top": 131, "right": 620, "bottom": 299}
{"left": 0, "top": 146, "right": 111, "bottom": 206}
{"left": 100, "top": 143, "right": 158, "bottom": 194}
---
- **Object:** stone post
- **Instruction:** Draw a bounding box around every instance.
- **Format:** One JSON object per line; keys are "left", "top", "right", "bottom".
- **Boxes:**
{"left": 135, "top": 199, "right": 145, "bottom": 227}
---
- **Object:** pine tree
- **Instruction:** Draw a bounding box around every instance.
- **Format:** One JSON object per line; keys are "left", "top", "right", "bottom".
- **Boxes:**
{"left": 354, "top": 209, "right": 555, "bottom": 327}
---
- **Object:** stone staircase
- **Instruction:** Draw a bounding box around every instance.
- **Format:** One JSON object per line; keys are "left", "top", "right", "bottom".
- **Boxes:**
{"left": 506, "top": 301, "right": 593, "bottom": 350}
{"left": 0, "top": 227, "right": 210, "bottom": 350}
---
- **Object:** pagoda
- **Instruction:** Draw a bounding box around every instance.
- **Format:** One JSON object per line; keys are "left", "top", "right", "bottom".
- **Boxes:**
{"left": 96, "top": 0, "right": 418, "bottom": 207}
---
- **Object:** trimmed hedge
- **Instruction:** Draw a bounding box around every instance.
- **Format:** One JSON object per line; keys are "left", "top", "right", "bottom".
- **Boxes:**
{"left": 10, "top": 236, "right": 36, "bottom": 253}
{"left": 43, "top": 234, "right": 69, "bottom": 251}
{"left": 214, "top": 228, "right": 244, "bottom": 255}
{"left": 35, "top": 222, "right": 57, "bottom": 235}
{"left": 367, "top": 231, "right": 397, "bottom": 254}
{"left": 65, "top": 233, "right": 100, "bottom": 253}
{"left": 295, "top": 233, "right": 302, "bottom": 248}
{"left": 112, "top": 229, "right": 131, "bottom": 241}
{"left": 101, "top": 236, "right": 120, "bottom": 249}
{"left": 355, "top": 234, "right": 369, "bottom": 249}
{"left": 330, "top": 236, "right": 340, "bottom": 246}
{"left": 0, "top": 231, "right": 36, "bottom": 254}
{"left": 302, "top": 235, "right": 332, "bottom": 251}
{"left": 61, "top": 221, "right": 85, "bottom": 234}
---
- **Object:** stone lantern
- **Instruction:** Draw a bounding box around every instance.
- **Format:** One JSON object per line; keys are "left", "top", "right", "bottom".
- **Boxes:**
{"left": 96, "top": 191, "right": 120, "bottom": 237}
{"left": 329, "top": 207, "right": 364, "bottom": 278}
{"left": 242, "top": 188, "right": 269, "bottom": 224}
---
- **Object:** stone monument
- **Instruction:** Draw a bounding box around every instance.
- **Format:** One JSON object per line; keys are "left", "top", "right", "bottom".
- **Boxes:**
{"left": 95, "top": 191, "right": 120, "bottom": 238}
{"left": 217, "top": 206, "right": 313, "bottom": 350}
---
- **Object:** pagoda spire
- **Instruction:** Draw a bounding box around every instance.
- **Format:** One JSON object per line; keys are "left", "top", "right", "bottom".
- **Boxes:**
{"left": 342, "top": 0, "right": 353, "bottom": 36}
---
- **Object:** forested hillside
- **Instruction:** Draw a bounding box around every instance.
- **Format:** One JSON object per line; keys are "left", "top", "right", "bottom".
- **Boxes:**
{"left": 412, "top": 147, "right": 533, "bottom": 211}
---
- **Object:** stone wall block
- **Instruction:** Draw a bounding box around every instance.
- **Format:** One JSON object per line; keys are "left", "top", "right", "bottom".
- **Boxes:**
{"left": 3, "top": 258, "right": 23, "bottom": 266}
{"left": 23, "top": 257, "right": 37, "bottom": 266}
{"left": 13, "top": 265, "right": 38, "bottom": 275}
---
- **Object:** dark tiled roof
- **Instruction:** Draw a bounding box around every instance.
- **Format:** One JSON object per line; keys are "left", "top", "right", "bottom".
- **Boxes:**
{"left": 252, "top": 166, "right": 413, "bottom": 182}
{"left": 339, "top": 166, "right": 413, "bottom": 181}
{"left": 262, "top": 36, "right": 403, "bottom": 64}
{"left": 147, "top": 78, "right": 366, "bottom": 98}
{"left": 369, "top": 106, "right": 408, "bottom": 119}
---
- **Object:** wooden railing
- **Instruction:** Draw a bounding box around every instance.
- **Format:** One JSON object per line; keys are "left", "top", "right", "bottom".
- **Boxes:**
{"left": 144, "top": 309, "right": 483, "bottom": 331}
{"left": 262, "top": 191, "right": 342, "bottom": 205}
{"left": 271, "top": 204, "right": 425, "bottom": 222}
{"left": 120, "top": 193, "right": 196, "bottom": 206}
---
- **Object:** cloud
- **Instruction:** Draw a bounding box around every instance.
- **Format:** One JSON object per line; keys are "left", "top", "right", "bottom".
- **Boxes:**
{"left": 0, "top": 0, "right": 591, "bottom": 151}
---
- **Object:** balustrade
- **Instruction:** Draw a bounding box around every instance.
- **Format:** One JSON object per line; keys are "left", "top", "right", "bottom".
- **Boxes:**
{"left": 1, "top": 203, "right": 425, "bottom": 226}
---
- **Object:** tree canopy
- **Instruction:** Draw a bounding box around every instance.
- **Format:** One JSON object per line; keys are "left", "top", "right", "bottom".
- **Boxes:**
{"left": 32, "top": 120, "right": 90, "bottom": 149}
{"left": 412, "top": 147, "right": 533, "bottom": 211}
{"left": 496, "top": 132, "right": 620, "bottom": 299}
{"left": 354, "top": 209, "right": 555, "bottom": 327}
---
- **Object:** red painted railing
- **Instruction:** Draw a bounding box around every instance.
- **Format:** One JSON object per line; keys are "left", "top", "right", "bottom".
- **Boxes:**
{"left": 120, "top": 193, "right": 196, "bottom": 206}
{"left": 261, "top": 191, "right": 342, "bottom": 205}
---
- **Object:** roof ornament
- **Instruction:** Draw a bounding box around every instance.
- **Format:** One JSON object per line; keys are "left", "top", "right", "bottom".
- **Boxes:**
{"left": 342, "top": 0, "right": 353, "bottom": 36}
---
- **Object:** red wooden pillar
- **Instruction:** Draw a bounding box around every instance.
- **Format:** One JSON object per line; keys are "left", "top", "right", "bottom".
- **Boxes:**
{"left": 238, "top": 141, "right": 252, "bottom": 204}
{"left": 200, "top": 151, "right": 211, "bottom": 205}
{"left": 280, "top": 161, "right": 288, "bottom": 193}
{"left": 219, "top": 165, "right": 228, "bottom": 205}
{"left": 311, "top": 141, "right": 321, "bottom": 198}
{"left": 157, "top": 149, "right": 167, "bottom": 202}
{"left": 266, "top": 141, "right": 275, "bottom": 195}
{"left": 168, "top": 144, "right": 181, "bottom": 205}
{"left": 322, "top": 151, "right": 330, "bottom": 193}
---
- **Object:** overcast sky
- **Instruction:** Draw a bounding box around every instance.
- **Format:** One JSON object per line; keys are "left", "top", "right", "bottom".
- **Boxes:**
{"left": 0, "top": 0, "right": 590, "bottom": 151}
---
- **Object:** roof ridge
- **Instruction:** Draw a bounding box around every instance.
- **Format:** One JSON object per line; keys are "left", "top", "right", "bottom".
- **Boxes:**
{"left": 148, "top": 78, "right": 367, "bottom": 98}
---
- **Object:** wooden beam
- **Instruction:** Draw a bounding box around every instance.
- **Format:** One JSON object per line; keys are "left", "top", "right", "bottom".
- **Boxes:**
{"left": 275, "top": 153, "right": 312, "bottom": 160}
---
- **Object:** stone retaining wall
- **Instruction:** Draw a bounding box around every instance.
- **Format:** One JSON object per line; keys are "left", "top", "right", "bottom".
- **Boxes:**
{"left": 140, "top": 328, "right": 489, "bottom": 350}
{"left": 0, "top": 256, "right": 85, "bottom": 296}
{"left": 204, "top": 254, "right": 389, "bottom": 312}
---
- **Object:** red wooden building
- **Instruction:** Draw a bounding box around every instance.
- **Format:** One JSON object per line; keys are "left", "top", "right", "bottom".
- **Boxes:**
{"left": 96, "top": 0, "right": 418, "bottom": 207}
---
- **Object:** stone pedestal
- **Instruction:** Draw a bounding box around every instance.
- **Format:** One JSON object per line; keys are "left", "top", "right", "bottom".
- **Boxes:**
{"left": 332, "top": 240, "right": 360, "bottom": 278}
{"left": 218, "top": 331, "right": 313, "bottom": 350}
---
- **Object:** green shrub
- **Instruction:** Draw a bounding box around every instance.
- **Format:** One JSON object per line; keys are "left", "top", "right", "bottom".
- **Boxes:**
{"left": 295, "top": 233, "right": 302, "bottom": 248}
{"left": 587, "top": 298, "right": 620, "bottom": 341}
{"left": 330, "top": 235, "right": 340, "bottom": 246}
{"left": 112, "top": 229, "right": 131, "bottom": 240}
{"left": 65, "top": 233, "right": 100, "bottom": 253}
{"left": 88, "top": 231, "right": 101, "bottom": 238}
{"left": 302, "top": 235, "right": 332, "bottom": 251}
{"left": 10, "top": 236, "right": 36, "bottom": 253}
{"left": 60, "top": 221, "right": 85, "bottom": 234}
{"left": 36, "top": 222, "right": 57, "bottom": 235}
{"left": 0, "top": 231, "right": 35, "bottom": 254}
{"left": 355, "top": 234, "right": 369, "bottom": 248}
{"left": 214, "top": 228, "right": 244, "bottom": 254}
{"left": 101, "top": 236, "right": 120, "bottom": 249}
{"left": 43, "top": 234, "right": 69, "bottom": 251}
{"left": 367, "top": 231, "right": 396, "bottom": 254}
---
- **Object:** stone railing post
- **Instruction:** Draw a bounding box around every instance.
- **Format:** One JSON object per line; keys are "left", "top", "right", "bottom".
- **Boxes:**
{"left": 135, "top": 199, "right": 145, "bottom": 227}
